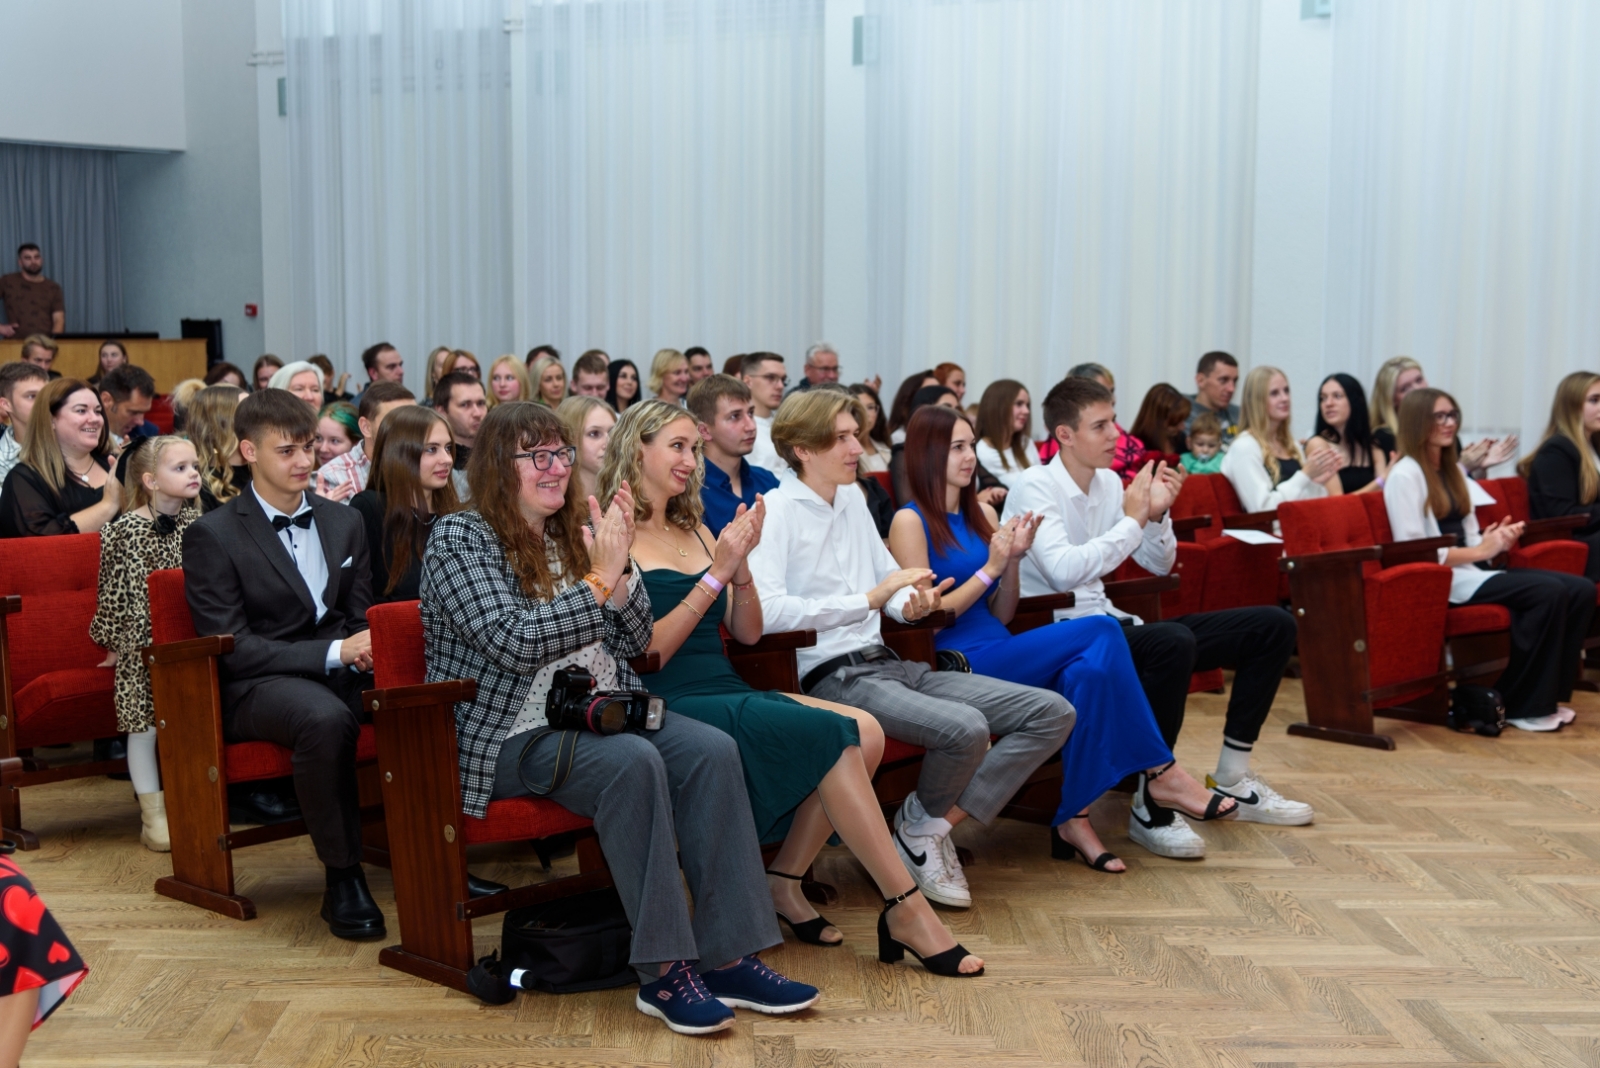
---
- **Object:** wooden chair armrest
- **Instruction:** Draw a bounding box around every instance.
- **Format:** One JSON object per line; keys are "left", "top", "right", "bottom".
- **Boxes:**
{"left": 0, "top": 595, "right": 18, "bottom": 616}
{"left": 1222, "top": 511, "right": 1277, "bottom": 531}
{"left": 1520, "top": 516, "right": 1589, "bottom": 545}
{"left": 882, "top": 610, "right": 955, "bottom": 633}
{"left": 146, "top": 634, "right": 235, "bottom": 665}
{"left": 1015, "top": 593, "right": 1076, "bottom": 614}
{"left": 1171, "top": 515, "right": 1212, "bottom": 537}
{"left": 1381, "top": 536, "right": 1456, "bottom": 567}
{"left": 727, "top": 629, "right": 817, "bottom": 654}
{"left": 365, "top": 679, "right": 479, "bottom": 712}
{"left": 0, "top": 757, "right": 21, "bottom": 788}
{"left": 1279, "top": 545, "right": 1383, "bottom": 572}
{"left": 1102, "top": 575, "right": 1180, "bottom": 598}
{"left": 628, "top": 651, "right": 663, "bottom": 675}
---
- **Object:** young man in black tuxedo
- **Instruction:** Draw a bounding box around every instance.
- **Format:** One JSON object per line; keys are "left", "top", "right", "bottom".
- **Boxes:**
{"left": 182, "top": 388, "right": 387, "bottom": 939}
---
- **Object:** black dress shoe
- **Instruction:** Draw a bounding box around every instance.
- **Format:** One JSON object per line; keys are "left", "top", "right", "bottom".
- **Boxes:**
{"left": 227, "top": 783, "right": 302, "bottom": 826}
{"left": 321, "top": 878, "right": 387, "bottom": 941}
{"left": 96, "top": 736, "right": 132, "bottom": 781}
{"left": 467, "top": 873, "right": 509, "bottom": 899}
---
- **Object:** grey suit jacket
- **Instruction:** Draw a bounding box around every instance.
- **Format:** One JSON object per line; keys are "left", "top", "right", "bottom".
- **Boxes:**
{"left": 182, "top": 488, "right": 373, "bottom": 708}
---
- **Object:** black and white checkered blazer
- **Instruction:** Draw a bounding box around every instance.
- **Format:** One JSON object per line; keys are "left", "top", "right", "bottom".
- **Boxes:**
{"left": 420, "top": 510, "right": 652, "bottom": 818}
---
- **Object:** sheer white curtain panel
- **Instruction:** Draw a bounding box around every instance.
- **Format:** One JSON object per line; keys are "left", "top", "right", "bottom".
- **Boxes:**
{"left": 863, "top": 0, "right": 1260, "bottom": 408}
{"left": 284, "top": 0, "right": 513, "bottom": 380}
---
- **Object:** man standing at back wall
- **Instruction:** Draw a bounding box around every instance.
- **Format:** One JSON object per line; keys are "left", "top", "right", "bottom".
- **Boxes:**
{"left": 0, "top": 244, "right": 65, "bottom": 338}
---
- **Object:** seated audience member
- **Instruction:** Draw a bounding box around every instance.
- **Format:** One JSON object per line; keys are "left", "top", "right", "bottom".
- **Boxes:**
{"left": 607, "top": 358, "right": 642, "bottom": 414}
{"left": 891, "top": 384, "right": 1003, "bottom": 508}
{"left": 89, "top": 340, "right": 128, "bottom": 388}
{"left": 1186, "top": 351, "right": 1241, "bottom": 447}
{"left": 1005, "top": 377, "right": 1310, "bottom": 847}
{"left": 0, "top": 361, "right": 49, "bottom": 490}
{"left": 308, "top": 355, "right": 352, "bottom": 404}
{"left": 168, "top": 379, "right": 205, "bottom": 435}
{"left": 350, "top": 406, "right": 459, "bottom": 603}
{"left": 203, "top": 362, "right": 248, "bottom": 390}
{"left": 974, "top": 379, "right": 1040, "bottom": 487}
{"left": 649, "top": 349, "right": 691, "bottom": 407}
{"left": 1315, "top": 373, "right": 1385, "bottom": 494}
{"left": 852, "top": 382, "right": 894, "bottom": 474}
{"left": 1371, "top": 356, "right": 1517, "bottom": 477}
{"left": 1128, "top": 384, "right": 1191, "bottom": 470}
{"left": 748, "top": 389, "right": 1074, "bottom": 907}
{"left": 529, "top": 355, "right": 567, "bottom": 408}
{"left": 932, "top": 362, "right": 966, "bottom": 404}
{"left": 557, "top": 395, "right": 616, "bottom": 503}
{"left": 892, "top": 406, "right": 1233, "bottom": 866}
{"left": 722, "top": 354, "right": 744, "bottom": 376}
{"left": 569, "top": 350, "right": 610, "bottom": 398}
{"left": 606, "top": 401, "right": 981, "bottom": 974}
{"left": 269, "top": 361, "right": 326, "bottom": 410}
{"left": 190, "top": 385, "right": 252, "bottom": 512}
{"left": 685, "top": 346, "right": 715, "bottom": 384}
{"left": 252, "top": 354, "right": 283, "bottom": 392}
{"left": 313, "top": 402, "right": 361, "bottom": 502}
{"left": 98, "top": 364, "right": 157, "bottom": 450}
{"left": 1388, "top": 388, "right": 1595, "bottom": 731}
{"left": 886, "top": 370, "right": 939, "bottom": 446}
{"left": 435, "top": 371, "right": 487, "bottom": 501}
{"left": 0, "top": 378, "right": 118, "bottom": 537}
{"left": 421, "top": 401, "right": 818, "bottom": 1033}
{"left": 691, "top": 376, "right": 779, "bottom": 537}
{"left": 788, "top": 343, "right": 843, "bottom": 396}
{"left": 422, "top": 346, "right": 454, "bottom": 404}
{"left": 1179, "top": 410, "right": 1226, "bottom": 474}
{"left": 90, "top": 435, "right": 203, "bottom": 852}
{"left": 182, "top": 389, "right": 385, "bottom": 939}
{"left": 17, "top": 335, "right": 60, "bottom": 381}
{"left": 360, "top": 341, "right": 405, "bottom": 387}
{"left": 1222, "top": 366, "right": 1343, "bottom": 512}
{"left": 523, "top": 343, "right": 559, "bottom": 367}
{"left": 738, "top": 352, "right": 790, "bottom": 473}
{"left": 444, "top": 349, "right": 481, "bottom": 381}
{"left": 1068, "top": 363, "right": 1143, "bottom": 484}
{"left": 317, "top": 381, "right": 415, "bottom": 497}
{"left": 1522, "top": 371, "right": 1600, "bottom": 580}
{"left": 488, "top": 355, "right": 532, "bottom": 406}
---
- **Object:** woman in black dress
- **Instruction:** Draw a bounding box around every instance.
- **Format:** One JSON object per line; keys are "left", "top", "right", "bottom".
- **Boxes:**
{"left": 1314, "top": 373, "right": 1385, "bottom": 494}
{"left": 0, "top": 378, "right": 120, "bottom": 538}
{"left": 350, "top": 405, "right": 461, "bottom": 602}
{"left": 1522, "top": 371, "right": 1600, "bottom": 580}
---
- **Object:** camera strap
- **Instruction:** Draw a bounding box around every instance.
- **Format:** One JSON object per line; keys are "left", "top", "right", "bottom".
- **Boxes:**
{"left": 515, "top": 727, "right": 582, "bottom": 797}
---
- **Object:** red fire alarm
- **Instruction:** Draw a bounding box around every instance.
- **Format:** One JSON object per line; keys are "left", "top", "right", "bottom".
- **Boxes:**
{"left": 245, "top": 303, "right": 259, "bottom": 318}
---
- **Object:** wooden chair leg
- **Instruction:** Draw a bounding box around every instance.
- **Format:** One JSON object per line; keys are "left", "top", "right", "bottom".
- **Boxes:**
{"left": 1283, "top": 563, "right": 1394, "bottom": 749}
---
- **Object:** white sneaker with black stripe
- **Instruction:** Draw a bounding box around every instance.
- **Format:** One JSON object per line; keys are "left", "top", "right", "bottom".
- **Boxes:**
{"left": 892, "top": 797, "right": 971, "bottom": 908}
{"left": 1127, "top": 787, "right": 1206, "bottom": 859}
{"left": 1206, "top": 774, "right": 1314, "bottom": 826}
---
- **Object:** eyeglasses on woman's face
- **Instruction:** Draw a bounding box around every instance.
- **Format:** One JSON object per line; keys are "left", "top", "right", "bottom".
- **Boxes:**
{"left": 515, "top": 446, "right": 578, "bottom": 470}
{"left": 1432, "top": 409, "right": 1462, "bottom": 426}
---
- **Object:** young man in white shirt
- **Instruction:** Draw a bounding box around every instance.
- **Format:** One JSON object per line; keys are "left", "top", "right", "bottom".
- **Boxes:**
{"left": 738, "top": 352, "right": 789, "bottom": 474}
{"left": 0, "top": 361, "right": 47, "bottom": 493}
{"left": 748, "top": 390, "right": 1074, "bottom": 907}
{"left": 1003, "top": 376, "right": 1310, "bottom": 856}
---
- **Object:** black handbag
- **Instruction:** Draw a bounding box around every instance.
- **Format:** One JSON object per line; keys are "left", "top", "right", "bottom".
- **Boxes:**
{"left": 1448, "top": 683, "right": 1506, "bottom": 737}
{"left": 935, "top": 649, "right": 973, "bottom": 673}
{"left": 498, "top": 886, "right": 635, "bottom": 994}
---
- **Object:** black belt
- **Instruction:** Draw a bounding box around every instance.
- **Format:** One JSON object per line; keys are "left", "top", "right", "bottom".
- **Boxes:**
{"left": 800, "top": 645, "right": 898, "bottom": 694}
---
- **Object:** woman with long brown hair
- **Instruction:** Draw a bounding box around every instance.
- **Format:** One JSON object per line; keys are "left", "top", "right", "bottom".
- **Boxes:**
{"left": 1522, "top": 371, "right": 1600, "bottom": 580}
{"left": 350, "top": 406, "right": 460, "bottom": 602}
{"left": 1385, "top": 387, "right": 1594, "bottom": 731}
{"left": 0, "top": 378, "right": 119, "bottom": 537}
{"left": 1128, "top": 383, "right": 1192, "bottom": 468}
{"left": 974, "top": 379, "right": 1039, "bottom": 486}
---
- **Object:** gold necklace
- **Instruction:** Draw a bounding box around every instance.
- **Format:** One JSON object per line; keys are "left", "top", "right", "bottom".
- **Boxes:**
{"left": 643, "top": 522, "right": 689, "bottom": 558}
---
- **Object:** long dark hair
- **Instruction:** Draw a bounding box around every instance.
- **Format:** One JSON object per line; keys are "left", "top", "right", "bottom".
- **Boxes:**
{"left": 903, "top": 405, "right": 994, "bottom": 554}
{"left": 467, "top": 401, "right": 590, "bottom": 600}
{"left": 1396, "top": 387, "right": 1470, "bottom": 520}
{"left": 850, "top": 382, "right": 891, "bottom": 447}
{"left": 888, "top": 370, "right": 936, "bottom": 435}
{"left": 606, "top": 359, "right": 640, "bottom": 413}
{"left": 975, "top": 379, "right": 1033, "bottom": 472}
{"left": 368, "top": 406, "right": 462, "bottom": 594}
{"left": 1313, "top": 372, "right": 1374, "bottom": 466}
{"left": 1129, "top": 384, "right": 1191, "bottom": 455}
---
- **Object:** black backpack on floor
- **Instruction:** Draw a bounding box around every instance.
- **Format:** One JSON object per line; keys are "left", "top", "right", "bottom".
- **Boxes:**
{"left": 1448, "top": 683, "right": 1506, "bottom": 737}
{"left": 497, "top": 886, "right": 635, "bottom": 994}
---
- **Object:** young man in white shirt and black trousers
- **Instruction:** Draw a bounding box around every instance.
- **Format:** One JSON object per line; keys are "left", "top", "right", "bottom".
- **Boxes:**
{"left": 1003, "top": 376, "right": 1311, "bottom": 859}
{"left": 748, "top": 390, "right": 1074, "bottom": 907}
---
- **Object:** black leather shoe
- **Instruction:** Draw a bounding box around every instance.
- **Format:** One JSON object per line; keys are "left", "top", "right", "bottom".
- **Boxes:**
{"left": 96, "top": 736, "right": 132, "bottom": 781}
{"left": 321, "top": 878, "right": 387, "bottom": 941}
{"left": 227, "top": 784, "right": 302, "bottom": 826}
{"left": 467, "top": 873, "right": 509, "bottom": 899}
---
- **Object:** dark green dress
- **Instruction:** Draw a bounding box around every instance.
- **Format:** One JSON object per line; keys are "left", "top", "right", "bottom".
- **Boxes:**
{"left": 638, "top": 565, "right": 860, "bottom": 844}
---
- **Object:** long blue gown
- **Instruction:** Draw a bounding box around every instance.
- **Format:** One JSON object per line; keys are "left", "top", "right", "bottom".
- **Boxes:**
{"left": 905, "top": 503, "right": 1172, "bottom": 826}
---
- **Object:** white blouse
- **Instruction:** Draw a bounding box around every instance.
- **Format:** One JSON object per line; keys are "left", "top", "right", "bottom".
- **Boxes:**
{"left": 1383, "top": 456, "right": 1498, "bottom": 603}
{"left": 859, "top": 439, "right": 892, "bottom": 474}
{"left": 976, "top": 438, "right": 1041, "bottom": 488}
{"left": 1221, "top": 432, "right": 1328, "bottom": 513}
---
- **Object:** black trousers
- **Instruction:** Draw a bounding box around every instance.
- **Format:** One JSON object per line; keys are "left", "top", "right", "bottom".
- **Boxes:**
{"left": 225, "top": 668, "right": 374, "bottom": 869}
{"left": 1464, "top": 569, "right": 1596, "bottom": 718}
{"left": 1122, "top": 606, "right": 1298, "bottom": 749}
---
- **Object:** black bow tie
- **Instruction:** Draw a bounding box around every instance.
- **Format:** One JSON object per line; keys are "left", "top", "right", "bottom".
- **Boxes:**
{"left": 272, "top": 512, "right": 314, "bottom": 533}
{"left": 153, "top": 512, "right": 179, "bottom": 537}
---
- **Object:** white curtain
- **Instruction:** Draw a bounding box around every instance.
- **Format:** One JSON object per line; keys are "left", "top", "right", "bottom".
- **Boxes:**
{"left": 1325, "top": 0, "right": 1600, "bottom": 448}
{"left": 284, "top": 0, "right": 512, "bottom": 378}
{"left": 862, "top": 0, "right": 1261, "bottom": 405}
{"left": 516, "top": 0, "right": 826, "bottom": 364}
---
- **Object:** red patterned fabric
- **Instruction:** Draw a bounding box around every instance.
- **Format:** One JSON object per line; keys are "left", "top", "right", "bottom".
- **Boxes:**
{"left": 1444, "top": 604, "right": 1512, "bottom": 637}
{"left": 12, "top": 669, "right": 116, "bottom": 748}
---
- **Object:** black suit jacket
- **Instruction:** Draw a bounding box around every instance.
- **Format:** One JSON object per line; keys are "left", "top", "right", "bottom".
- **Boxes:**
{"left": 182, "top": 488, "right": 373, "bottom": 707}
{"left": 1526, "top": 436, "right": 1600, "bottom": 537}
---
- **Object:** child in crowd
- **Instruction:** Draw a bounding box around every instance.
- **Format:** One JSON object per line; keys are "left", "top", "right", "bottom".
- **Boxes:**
{"left": 89, "top": 435, "right": 204, "bottom": 851}
{"left": 1180, "top": 410, "right": 1226, "bottom": 474}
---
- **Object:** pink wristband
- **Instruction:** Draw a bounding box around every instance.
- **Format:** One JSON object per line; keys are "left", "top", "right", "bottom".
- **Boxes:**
{"left": 700, "top": 574, "right": 725, "bottom": 595}
{"left": 973, "top": 569, "right": 995, "bottom": 589}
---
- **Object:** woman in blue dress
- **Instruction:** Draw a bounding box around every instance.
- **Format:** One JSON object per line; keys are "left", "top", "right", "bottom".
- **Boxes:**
{"left": 888, "top": 405, "right": 1235, "bottom": 870}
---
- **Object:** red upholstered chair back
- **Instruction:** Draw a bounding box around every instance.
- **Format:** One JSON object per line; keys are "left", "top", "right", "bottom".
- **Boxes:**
{"left": 0, "top": 533, "right": 106, "bottom": 693}
{"left": 1360, "top": 493, "right": 1396, "bottom": 544}
{"left": 1170, "top": 474, "right": 1225, "bottom": 542}
{"left": 148, "top": 569, "right": 198, "bottom": 645}
{"left": 1472, "top": 477, "right": 1516, "bottom": 529}
{"left": 145, "top": 394, "right": 175, "bottom": 435}
{"left": 868, "top": 471, "right": 893, "bottom": 500}
{"left": 1279, "top": 497, "right": 1384, "bottom": 580}
{"left": 369, "top": 601, "right": 426, "bottom": 689}
{"left": 1208, "top": 474, "right": 1248, "bottom": 518}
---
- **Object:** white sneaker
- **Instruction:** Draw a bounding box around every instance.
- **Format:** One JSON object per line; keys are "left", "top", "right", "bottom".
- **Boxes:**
{"left": 1206, "top": 774, "right": 1315, "bottom": 826}
{"left": 1128, "top": 791, "right": 1206, "bottom": 859}
{"left": 892, "top": 799, "right": 972, "bottom": 908}
{"left": 1508, "top": 712, "right": 1565, "bottom": 732}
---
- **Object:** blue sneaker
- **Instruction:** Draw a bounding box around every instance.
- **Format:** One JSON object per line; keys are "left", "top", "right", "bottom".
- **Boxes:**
{"left": 700, "top": 956, "right": 819, "bottom": 1014}
{"left": 635, "top": 962, "right": 736, "bottom": 1035}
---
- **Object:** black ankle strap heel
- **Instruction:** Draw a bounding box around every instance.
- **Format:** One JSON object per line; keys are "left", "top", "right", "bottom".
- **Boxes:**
{"left": 767, "top": 869, "right": 841, "bottom": 947}
{"left": 877, "top": 887, "right": 983, "bottom": 977}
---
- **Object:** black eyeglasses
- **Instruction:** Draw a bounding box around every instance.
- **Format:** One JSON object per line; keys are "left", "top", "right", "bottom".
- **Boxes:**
{"left": 1432, "top": 410, "right": 1462, "bottom": 425}
{"left": 514, "top": 446, "right": 578, "bottom": 469}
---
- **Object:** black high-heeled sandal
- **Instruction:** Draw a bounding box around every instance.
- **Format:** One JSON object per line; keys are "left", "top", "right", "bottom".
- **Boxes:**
{"left": 1050, "top": 815, "right": 1122, "bottom": 872}
{"left": 877, "top": 887, "right": 983, "bottom": 977}
{"left": 767, "top": 869, "right": 842, "bottom": 946}
{"left": 1144, "top": 761, "right": 1237, "bottom": 821}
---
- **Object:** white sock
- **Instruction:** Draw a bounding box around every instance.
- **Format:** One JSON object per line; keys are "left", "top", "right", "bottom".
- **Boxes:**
{"left": 127, "top": 728, "right": 161, "bottom": 795}
{"left": 1213, "top": 737, "right": 1253, "bottom": 788}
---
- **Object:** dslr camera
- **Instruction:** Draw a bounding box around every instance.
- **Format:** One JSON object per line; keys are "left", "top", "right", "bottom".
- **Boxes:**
{"left": 546, "top": 667, "right": 665, "bottom": 735}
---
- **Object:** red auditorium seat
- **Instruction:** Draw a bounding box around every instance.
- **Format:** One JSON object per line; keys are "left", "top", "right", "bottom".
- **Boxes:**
{"left": 1169, "top": 473, "right": 1284, "bottom": 612}
{"left": 1474, "top": 477, "right": 1590, "bottom": 574}
{"left": 868, "top": 469, "right": 894, "bottom": 502}
{"left": 0, "top": 533, "right": 124, "bottom": 848}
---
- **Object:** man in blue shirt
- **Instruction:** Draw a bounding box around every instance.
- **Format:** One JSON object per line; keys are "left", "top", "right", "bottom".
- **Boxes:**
{"left": 690, "top": 374, "right": 780, "bottom": 536}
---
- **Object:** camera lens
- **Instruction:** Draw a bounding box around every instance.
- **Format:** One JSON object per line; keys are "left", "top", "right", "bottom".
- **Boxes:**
{"left": 587, "top": 696, "right": 631, "bottom": 734}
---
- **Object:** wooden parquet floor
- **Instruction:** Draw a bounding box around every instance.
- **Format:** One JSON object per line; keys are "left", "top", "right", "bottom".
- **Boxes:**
{"left": 23, "top": 681, "right": 1600, "bottom": 1067}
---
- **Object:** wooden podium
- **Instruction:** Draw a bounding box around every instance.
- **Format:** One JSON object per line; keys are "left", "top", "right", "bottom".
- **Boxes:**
{"left": 0, "top": 338, "right": 207, "bottom": 393}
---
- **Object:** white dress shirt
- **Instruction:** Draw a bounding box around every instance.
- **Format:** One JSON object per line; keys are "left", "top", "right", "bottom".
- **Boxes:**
{"left": 1220, "top": 432, "right": 1328, "bottom": 513}
{"left": 1383, "top": 456, "right": 1499, "bottom": 603}
{"left": 748, "top": 414, "right": 788, "bottom": 474}
{"left": 252, "top": 485, "right": 344, "bottom": 672}
{"left": 0, "top": 425, "right": 20, "bottom": 499}
{"left": 976, "top": 438, "right": 1041, "bottom": 488}
{"left": 747, "top": 473, "right": 916, "bottom": 675}
{"left": 1003, "top": 457, "right": 1175, "bottom": 620}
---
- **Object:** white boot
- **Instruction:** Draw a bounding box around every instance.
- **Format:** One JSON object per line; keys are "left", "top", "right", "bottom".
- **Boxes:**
{"left": 138, "top": 791, "right": 170, "bottom": 852}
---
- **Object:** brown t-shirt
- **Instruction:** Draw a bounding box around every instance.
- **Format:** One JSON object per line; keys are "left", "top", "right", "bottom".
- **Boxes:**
{"left": 0, "top": 273, "right": 64, "bottom": 335}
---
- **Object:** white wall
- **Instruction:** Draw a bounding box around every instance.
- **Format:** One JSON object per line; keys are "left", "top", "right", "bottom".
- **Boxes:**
{"left": 0, "top": 0, "right": 187, "bottom": 151}
{"left": 821, "top": 0, "right": 870, "bottom": 375}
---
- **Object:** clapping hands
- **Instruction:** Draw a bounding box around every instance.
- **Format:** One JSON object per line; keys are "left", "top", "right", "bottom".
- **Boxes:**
{"left": 711, "top": 496, "right": 766, "bottom": 583}
{"left": 585, "top": 480, "right": 636, "bottom": 584}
